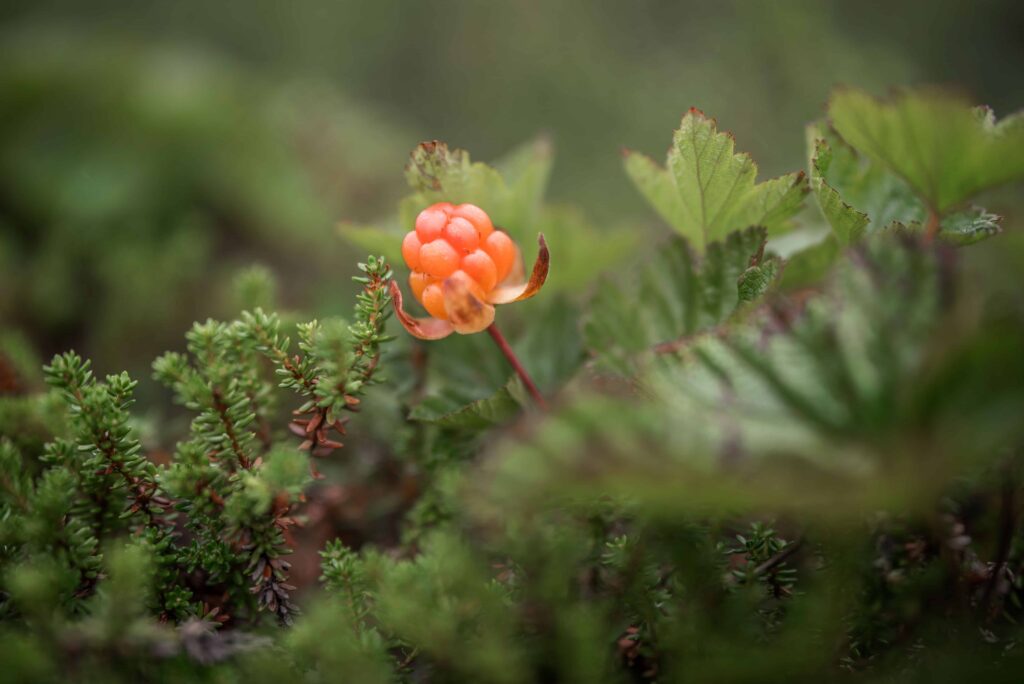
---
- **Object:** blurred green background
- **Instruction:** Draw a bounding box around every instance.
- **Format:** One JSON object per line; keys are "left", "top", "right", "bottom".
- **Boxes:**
{"left": 2, "top": 0, "right": 1023, "bottom": 379}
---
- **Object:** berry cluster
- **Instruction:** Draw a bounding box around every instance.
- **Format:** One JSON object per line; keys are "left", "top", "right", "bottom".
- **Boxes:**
{"left": 401, "top": 203, "right": 516, "bottom": 320}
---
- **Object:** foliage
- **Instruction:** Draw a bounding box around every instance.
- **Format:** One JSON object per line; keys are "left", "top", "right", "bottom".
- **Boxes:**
{"left": 2, "top": 86, "right": 1024, "bottom": 683}
{"left": 624, "top": 108, "right": 808, "bottom": 250}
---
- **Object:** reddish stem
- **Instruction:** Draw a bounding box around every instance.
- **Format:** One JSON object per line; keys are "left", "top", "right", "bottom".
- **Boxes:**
{"left": 924, "top": 208, "right": 940, "bottom": 243}
{"left": 486, "top": 323, "right": 548, "bottom": 410}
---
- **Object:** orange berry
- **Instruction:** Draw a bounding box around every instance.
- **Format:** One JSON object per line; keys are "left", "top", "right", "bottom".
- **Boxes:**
{"left": 483, "top": 230, "right": 515, "bottom": 282}
{"left": 443, "top": 217, "right": 480, "bottom": 253}
{"left": 415, "top": 206, "right": 447, "bottom": 242}
{"left": 453, "top": 203, "right": 494, "bottom": 238}
{"left": 421, "top": 283, "right": 447, "bottom": 320}
{"left": 409, "top": 271, "right": 432, "bottom": 302}
{"left": 461, "top": 249, "right": 498, "bottom": 293}
{"left": 401, "top": 231, "right": 422, "bottom": 271}
{"left": 419, "top": 239, "right": 460, "bottom": 278}
{"left": 435, "top": 202, "right": 455, "bottom": 216}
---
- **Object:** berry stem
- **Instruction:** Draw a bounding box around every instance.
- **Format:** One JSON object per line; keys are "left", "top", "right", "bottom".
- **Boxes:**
{"left": 486, "top": 323, "right": 548, "bottom": 410}
{"left": 924, "top": 207, "right": 940, "bottom": 243}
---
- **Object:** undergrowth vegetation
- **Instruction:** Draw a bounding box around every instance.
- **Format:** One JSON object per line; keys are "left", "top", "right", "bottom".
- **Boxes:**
{"left": 2, "top": 87, "right": 1024, "bottom": 682}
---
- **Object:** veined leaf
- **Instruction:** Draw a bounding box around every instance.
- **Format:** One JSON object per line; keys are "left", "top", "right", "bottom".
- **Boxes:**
{"left": 828, "top": 88, "right": 1024, "bottom": 213}
{"left": 807, "top": 121, "right": 1004, "bottom": 247}
{"left": 341, "top": 137, "right": 553, "bottom": 258}
{"left": 625, "top": 108, "right": 807, "bottom": 250}
{"left": 584, "top": 227, "right": 769, "bottom": 373}
{"left": 409, "top": 377, "right": 528, "bottom": 430}
{"left": 475, "top": 235, "right": 1004, "bottom": 523}
{"left": 410, "top": 297, "right": 582, "bottom": 429}
{"left": 889, "top": 206, "right": 1002, "bottom": 246}
{"left": 399, "top": 139, "right": 552, "bottom": 245}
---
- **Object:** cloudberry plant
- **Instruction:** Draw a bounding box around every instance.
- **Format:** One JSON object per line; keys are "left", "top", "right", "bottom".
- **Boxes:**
{"left": 392, "top": 202, "right": 551, "bottom": 407}
{"left": 392, "top": 202, "right": 549, "bottom": 338}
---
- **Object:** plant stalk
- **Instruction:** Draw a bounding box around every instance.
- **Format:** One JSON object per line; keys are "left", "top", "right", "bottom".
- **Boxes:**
{"left": 486, "top": 323, "right": 548, "bottom": 410}
{"left": 924, "top": 208, "right": 941, "bottom": 243}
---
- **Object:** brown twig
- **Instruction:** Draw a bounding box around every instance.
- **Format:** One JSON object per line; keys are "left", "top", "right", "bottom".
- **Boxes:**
{"left": 486, "top": 323, "right": 548, "bottom": 410}
{"left": 752, "top": 536, "right": 804, "bottom": 578}
{"left": 980, "top": 477, "right": 1016, "bottom": 619}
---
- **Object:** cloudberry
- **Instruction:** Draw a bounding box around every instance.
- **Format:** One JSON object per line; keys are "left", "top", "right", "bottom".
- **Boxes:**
{"left": 391, "top": 202, "right": 549, "bottom": 339}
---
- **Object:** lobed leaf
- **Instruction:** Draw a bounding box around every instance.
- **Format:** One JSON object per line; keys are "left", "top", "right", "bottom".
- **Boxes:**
{"left": 584, "top": 227, "right": 770, "bottom": 373}
{"left": 625, "top": 108, "right": 807, "bottom": 250}
{"left": 828, "top": 88, "right": 1024, "bottom": 213}
{"left": 807, "top": 120, "right": 1003, "bottom": 247}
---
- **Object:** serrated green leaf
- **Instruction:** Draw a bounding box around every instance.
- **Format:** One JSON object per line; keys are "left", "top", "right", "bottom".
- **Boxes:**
{"left": 807, "top": 118, "right": 1004, "bottom": 249}
{"left": 407, "top": 297, "right": 581, "bottom": 428}
{"left": 625, "top": 109, "right": 807, "bottom": 250}
{"left": 399, "top": 139, "right": 551, "bottom": 245}
{"left": 476, "top": 236, "right": 994, "bottom": 523}
{"left": 409, "top": 377, "right": 527, "bottom": 430}
{"left": 828, "top": 88, "right": 1024, "bottom": 212}
{"left": 887, "top": 206, "right": 1003, "bottom": 246}
{"left": 807, "top": 135, "right": 869, "bottom": 245}
{"left": 584, "top": 227, "right": 767, "bottom": 372}
{"left": 779, "top": 235, "right": 840, "bottom": 290}
{"left": 342, "top": 138, "right": 555, "bottom": 270}
{"left": 807, "top": 122, "right": 922, "bottom": 244}
{"left": 737, "top": 257, "right": 780, "bottom": 304}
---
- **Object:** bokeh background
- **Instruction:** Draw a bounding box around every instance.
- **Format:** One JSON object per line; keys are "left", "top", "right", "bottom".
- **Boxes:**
{"left": 2, "top": 0, "right": 1023, "bottom": 381}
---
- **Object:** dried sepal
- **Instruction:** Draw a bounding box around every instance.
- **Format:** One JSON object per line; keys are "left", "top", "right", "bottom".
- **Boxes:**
{"left": 390, "top": 280, "right": 455, "bottom": 340}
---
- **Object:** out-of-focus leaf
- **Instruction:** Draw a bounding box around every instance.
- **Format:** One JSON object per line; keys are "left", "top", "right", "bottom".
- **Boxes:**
{"left": 337, "top": 222, "right": 405, "bottom": 267}
{"left": 625, "top": 109, "right": 807, "bottom": 250}
{"left": 807, "top": 119, "right": 1004, "bottom": 249}
{"left": 779, "top": 235, "right": 840, "bottom": 290}
{"left": 807, "top": 122, "right": 922, "bottom": 244}
{"left": 828, "top": 88, "right": 1024, "bottom": 212}
{"left": 475, "top": 235, "right": 998, "bottom": 524}
{"left": 407, "top": 296, "right": 580, "bottom": 430}
{"left": 399, "top": 138, "right": 552, "bottom": 245}
{"left": 409, "top": 377, "right": 527, "bottom": 430}
{"left": 584, "top": 227, "right": 768, "bottom": 373}
{"left": 737, "top": 256, "right": 780, "bottom": 304}
{"left": 533, "top": 204, "right": 637, "bottom": 294}
{"left": 889, "top": 206, "right": 1003, "bottom": 246}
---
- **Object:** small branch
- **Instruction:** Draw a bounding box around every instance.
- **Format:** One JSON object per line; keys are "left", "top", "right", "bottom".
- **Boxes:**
{"left": 752, "top": 536, "right": 803, "bottom": 578}
{"left": 486, "top": 323, "right": 548, "bottom": 410}
{"left": 212, "top": 389, "right": 251, "bottom": 470}
{"left": 980, "top": 477, "right": 1016, "bottom": 619}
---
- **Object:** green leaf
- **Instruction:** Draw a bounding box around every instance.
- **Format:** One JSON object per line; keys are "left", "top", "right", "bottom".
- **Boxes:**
{"left": 477, "top": 236, "right": 986, "bottom": 523}
{"left": 779, "top": 235, "right": 840, "bottom": 290}
{"left": 400, "top": 138, "right": 552, "bottom": 245}
{"left": 888, "top": 206, "right": 1003, "bottom": 246}
{"left": 338, "top": 222, "right": 405, "bottom": 267}
{"left": 409, "top": 377, "right": 528, "bottom": 430}
{"left": 807, "top": 123, "right": 923, "bottom": 244}
{"left": 807, "top": 121, "right": 1004, "bottom": 248}
{"left": 584, "top": 227, "right": 768, "bottom": 372}
{"left": 534, "top": 204, "right": 638, "bottom": 294}
{"left": 737, "top": 256, "right": 780, "bottom": 304}
{"left": 408, "top": 297, "right": 581, "bottom": 428}
{"left": 625, "top": 108, "right": 807, "bottom": 250}
{"left": 341, "top": 137, "right": 554, "bottom": 267}
{"left": 828, "top": 88, "right": 1024, "bottom": 213}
